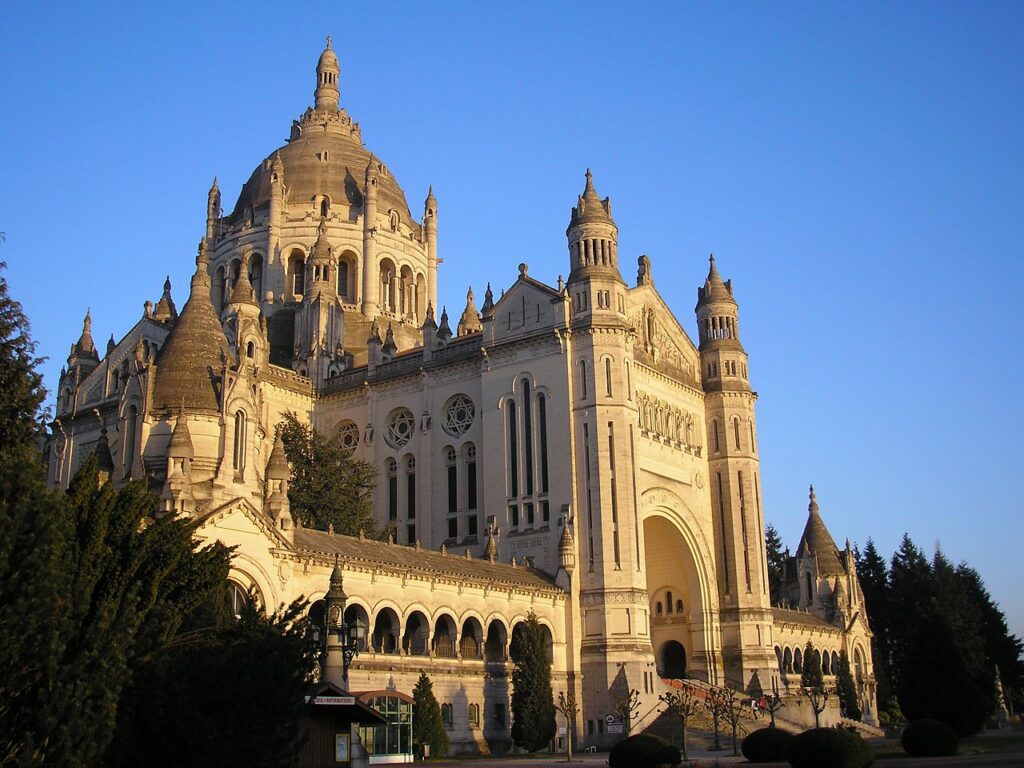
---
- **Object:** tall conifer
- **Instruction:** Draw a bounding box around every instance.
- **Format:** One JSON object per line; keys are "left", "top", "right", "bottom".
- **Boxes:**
{"left": 510, "top": 612, "right": 557, "bottom": 752}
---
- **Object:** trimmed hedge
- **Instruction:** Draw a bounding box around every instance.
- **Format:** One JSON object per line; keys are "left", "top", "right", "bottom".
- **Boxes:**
{"left": 902, "top": 718, "right": 958, "bottom": 757}
{"left": 608, "top": 733, "right": 681, "bottom": 768}
{"left": 742, "top": 726, "right": 795, "bottom": 763}
{"left": 787, "top": 727, "right": 874, "bottom": 768}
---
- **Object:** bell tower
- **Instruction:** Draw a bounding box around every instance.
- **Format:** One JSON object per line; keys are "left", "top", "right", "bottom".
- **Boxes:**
{"left": 696, "top": 255, "right": 776, "bottom": 691}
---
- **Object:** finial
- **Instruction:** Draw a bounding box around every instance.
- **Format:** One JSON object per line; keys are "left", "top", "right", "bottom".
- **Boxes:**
{"left": 326, "top": 34, "right": 332, "bottom": 49}
{"left": 210, "top": 176, "right": 219, "bottom": 191}
{"left": 440, "top": 543, "right": 447, "bottom": 556}
{"left": 83, "top": 308, "right": 92, "bottom": 331}
{"left": 328, "top": 522, "right": 334, "bottom": 535}
{"left": 809, "top": 484, "right": 819, "bottom": 513}
{"left": 709, "top": 253, "right": 716, "bottom": 269}
{"left": 164, "top": 275, "right": 171, "bottom": 291}
{"left": 358, "top": 528, "right": 365, "bottom": 541}
{"left": 518, "top": 263, "right": 528, "bottom": 277}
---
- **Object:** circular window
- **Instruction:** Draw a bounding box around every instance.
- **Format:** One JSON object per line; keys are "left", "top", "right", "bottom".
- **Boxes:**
{"left": 442, "top": 394, "right": 475, "bottom": 437}
{"left": 337, "top": 420, "right": 360, "bottom": 451}
{"left": 385, "top": 408, "right": 416, "bottom": 448}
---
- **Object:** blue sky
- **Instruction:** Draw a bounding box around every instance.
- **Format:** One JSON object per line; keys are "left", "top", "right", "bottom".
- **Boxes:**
{"left": 2, "top": 3, "right": 1022, "bottom": 634}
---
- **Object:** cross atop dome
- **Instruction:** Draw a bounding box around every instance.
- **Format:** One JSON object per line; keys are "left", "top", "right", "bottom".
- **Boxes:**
{"left": 315, "top": 36, "right": 340, "bottom": 112}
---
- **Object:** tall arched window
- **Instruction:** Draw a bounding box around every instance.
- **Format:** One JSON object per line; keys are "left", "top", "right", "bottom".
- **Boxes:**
{"left": 320, "top": 197, "right": 330, "bottom": 218}
{"left": 579, "top": 360, "right": 588, "bottom": 399}
{"left": 249, "top": 254, "right": 263, "bottom": 300}
{"left": 805, "top": 572, "right": 814, "bottom": 602}
{"left": 522, "top": 379, "right": 533, "bottom": 496}
{"left": 537, "top": 394, "right": 549, "bottom": 494}
{"left": 123, "top": 405, "right": 137, "bottom": 471}
{"left": 734, "top": 418, "right": 741, "bottom": 450}
{"left": 605, "top": 358, "right": 613, "bottom": 397}
{"left": 233, "top": 410, "right": 247, "bottom": 472}
{"left": 666, "top": 590, "right": 674, "bottom": 613}
{"left": 445, "top": 447, "right": 457, "bottom": 539}
{"left": 506, "top": 401, "right": 518, "bottom": 498}
{"left": 386, "top": 458, "right": 398, "bottom": 522}
{"left": 464, "top": 443, "right": 478, "bottom": 537}
{"left": 749, "top": 419, "right": 756, "bottom": 452}
{"left": 338, "top": 260, "right": 349, "bottom": 299}
{"left": 712, "top": 419, "right": 721, "bottom": 453}
{"left": 404, "top": 455, "right": 416, "bottom": 544}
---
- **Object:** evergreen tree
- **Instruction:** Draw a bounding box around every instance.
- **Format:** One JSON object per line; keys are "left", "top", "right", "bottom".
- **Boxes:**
{"left": 834, "top": 650, "right": 862, "bottom": 721}
{"left": 412, "top": 672, "right": 449, "bottom": 758}
{"left": 0, "top": 262, "right": 47, "bottom": 462}
{"left": 510, "top": 612, "right": 557, "bottom": 752}
{"left": 278, "top": 412, "right": 377, "bottom": 534}
{"left": 888, "top": 534, "right": 932, "bottom": 697}
{"left": 111, "top": 595, "right": 314, "bottom": 768}
{"left": 800, "top": 641, "right": 824, "bottom": 692}
{"left": 854, "top": 539, "right": 895, "bottom": 716}
{"left": 764, "top": 523, "right": 786, "bottom": 605}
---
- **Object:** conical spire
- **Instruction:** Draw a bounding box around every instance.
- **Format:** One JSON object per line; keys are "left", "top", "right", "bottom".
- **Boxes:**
{"left": 568, "top": 168, "right": 614, "bottom": 227}
{"left": 94, "top": 425, "right": 115, "bottom": 475}
{"left": 153, "top": 276, "right": 178, "bottom": 323}
{"left": 797, "top": 484, "right": 844, "bottom": 574}
{"left": 228, "top": 258, "right": 258, "bottom": 306}
{"left": 106, "top": 334, "right": 116, "bottom": 355}
{"left": 437, "top": 306, "right": 452, "bottom": 340}
{"left": 696, "top": 253, "right": 736, "bottom": 306}
{"left": 167, "top": 409, "right": 194, "bottom": 459}
{"left": 421, "top": 302, "right": 437, "bottom": 331}
{"left": 481, "top": 283, "right": 494, "bottom": 317}
{"left": 485, "top": 527, "right": 498, "bottom": 562}
{"left": 457, "top": 287, "right": 482, "bottom": 336}
{"left": 151, "top": 241, "right": 231, "bottom": 414}
{"left": 266, "top": 429, "right": 289, "bottom": 480}
{"left": 382, "top": 323, "right": 397, "bottom": 356}
{"left": 77, "top": 309, "right": 96, "bottom": 354}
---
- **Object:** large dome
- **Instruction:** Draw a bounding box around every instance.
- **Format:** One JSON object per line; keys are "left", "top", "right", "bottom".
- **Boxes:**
{"left": 227, "top": 43, "right": 413, "bottom": 226}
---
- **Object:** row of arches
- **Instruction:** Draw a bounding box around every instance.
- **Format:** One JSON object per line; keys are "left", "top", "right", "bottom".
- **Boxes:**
{"left": 775, "top": 644, "right": 863, "bottom": 678}
{"left": 309, "top": 601, "right": 554, "bottom": 662}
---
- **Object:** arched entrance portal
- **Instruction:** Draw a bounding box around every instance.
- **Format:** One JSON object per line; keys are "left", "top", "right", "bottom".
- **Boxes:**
{"left": 643, "top": 513, "right": 709, "bottom": 682}
{"left": 661, "top": 640, "right": 687, "bottom": 679}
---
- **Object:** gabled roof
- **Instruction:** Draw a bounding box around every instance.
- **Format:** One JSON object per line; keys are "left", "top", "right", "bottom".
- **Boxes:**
{"left": 293, "top": 528, "right": 560, "bottom": 592}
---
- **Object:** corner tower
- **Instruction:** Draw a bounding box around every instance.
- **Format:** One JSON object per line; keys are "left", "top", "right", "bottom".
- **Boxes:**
{"left": 696, "top": 256, "right": 775, "bottom": 691}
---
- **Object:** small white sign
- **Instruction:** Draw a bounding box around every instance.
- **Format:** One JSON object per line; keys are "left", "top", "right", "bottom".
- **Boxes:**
{"left": 558, "top": 726, "right": 567, "bottom": 735}
{"left": 313, "top": 695, "right": 356, "bottom": 706}
{"left": 607, "top": 724, "right": 624, "bottom": 734}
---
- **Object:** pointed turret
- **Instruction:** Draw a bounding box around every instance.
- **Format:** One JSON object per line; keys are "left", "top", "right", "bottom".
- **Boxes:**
{"left": 437, "top": 307, "right": 452, "bottom": 343}
{"left": 361, "top": 157, "right": 380, "bottom": 318}
{"left": 485, "top": 527, "right": 498, "bottom": 563}
{"left": 228, "top": 258, "right": 258, "bottom": 306}
{"left": 206, "top": 177, "right": 221, "bottom": 240}
{"left": 566, "top": 169, "right": 621, "bottom": 285}
{"left": 314, "top": 35, "right": 340, "bottom": 113}
{"left": 94, "top": 425, "right": 115, "bottom": 483}
{"left": 481, "top": 283, "right": 495, "bottom": 318}
{"left": 167, "top": 410, "right": 195, "bottom": 460}
{"left": 153, "top": 276, "right": 178, "bottom": 323}
{"left": 151, "top": 241, "right": 231, "bottom": 414}
{"left": 559, "top": 517, "right": 576, "bottom": 575}
{"left": 797, "top": 485, "right": 844, "bottom": 575}
{"left": 382, "top": 323, "right": 397, "bottom": 359}
{"left": 265, "top": 430, "right": 293, "bottom": 536}
{"left": 457, "top": 287, "right": 482, "bottom": 336}
{"left": 424, "top": 185, "right": 439, "bottom": 313}
{"left": 106, "top": 335, "right": 116, "bottom": 355}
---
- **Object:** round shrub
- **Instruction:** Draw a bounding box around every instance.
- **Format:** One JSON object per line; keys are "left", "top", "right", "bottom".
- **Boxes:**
{"left": 742, "top": 726, "right": 795, "bottom": 762}
{"left": 608, "top": 733, "right": 681, "bottom": 768}
{"left": 787, "top": 727, "right": 874, "bottom": 768}
{"left": 901, "top": 718, "right": 958, "bottom": 757}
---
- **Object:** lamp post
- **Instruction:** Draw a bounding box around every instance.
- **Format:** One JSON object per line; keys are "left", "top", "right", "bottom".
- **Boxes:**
{"left": 324, "top": 557, "right": 366, "bottom": 688}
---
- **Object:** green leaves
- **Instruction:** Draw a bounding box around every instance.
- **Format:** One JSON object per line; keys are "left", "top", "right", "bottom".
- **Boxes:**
{"left": 510, "top": 612, "right": 556, "bottom": 752}
{"left": 412, "top": 672, "right": 449, "bottom": 758}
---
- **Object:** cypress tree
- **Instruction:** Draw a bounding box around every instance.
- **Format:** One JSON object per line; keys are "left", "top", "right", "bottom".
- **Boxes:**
{"left": 412, "top": 672, "right": 449, "bottom": 758}
{"left": 764, "top": 523, "right": 786, "bottom": 605}
{"left": 278, "top": 412, "right": 378, "bottom": 534}
{"left": 834, "top": 650, "right": 862, "bottom": 721}
{"left": 510, "top": 612, "right": 557, "bottom": 752}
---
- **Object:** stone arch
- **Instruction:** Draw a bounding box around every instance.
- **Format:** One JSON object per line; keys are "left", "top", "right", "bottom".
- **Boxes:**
{"left": 227, "top": 550, "right": 278, "bottom": 613}
{"left": 345, "top": 603, "right": 370, "bottom": 651}
{"left": 484, "top": 617, "right": 508, "bottom": 662}
{"left": 379, "top": 257, "right": 397, "bottom": 313}
{"left": 337, "top": 248, "right": 358, "bottom": 301}
{"left": 403, "top": 610, "right": 430, "bottom": 656}
{"left": 783, "top": 646, "right": 793, "bottom": 673}
{"left": 371, "top": 606, "right": 400, "bottom": 654}
{"left": 660, "top": 640, "right": 687, "bottom": 679}
{"left": 432, "top": 613, "right": 458, "bottom": 658}
{"left": 640, "top": 488, "right": 719, "bottom": 683}
{"left": 460, "top": 616, "right": 484, "bottom": 660}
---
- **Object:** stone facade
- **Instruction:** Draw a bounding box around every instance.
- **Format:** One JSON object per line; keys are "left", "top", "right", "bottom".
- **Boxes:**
{"left": 46, "top": 41, "right": 877, "bottom": 755}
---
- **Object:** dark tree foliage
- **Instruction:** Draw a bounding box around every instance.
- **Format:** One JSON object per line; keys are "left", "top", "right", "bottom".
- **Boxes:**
{"left": 278, "top": 412, "right": 377, "bottom": 535}
{"left": 764, "top": 523, "right": 786, "bottom": 605}
{"left": 835, "top": 650, "right": 862, "bottom": 721}
{"left": 111, "top": 595, "right": 315, "bottom": 768}
{"left": 412, "top": 672, "right": 449, "bottom": 759}
{"left": 510, "top": 612, "right": 556, "bottom": 752}
{"left": 0, "top": 262, "right": 47, "bottom": 461}
{"left": 800, "top": 641, "right": 823, "bottom": 692}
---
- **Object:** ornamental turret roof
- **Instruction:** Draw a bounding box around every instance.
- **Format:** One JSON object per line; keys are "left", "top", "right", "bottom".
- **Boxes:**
{"left": 152, "top": 242, "right": 230, "bottom": 414}
{"left": 696, "top": 254, "right": 737, "bottom": 307}
{"left": 567, "top": 168, "right": 615, "bottom": 230}
{"left": 796, "top": 485, "right": 844, "bottom": 575}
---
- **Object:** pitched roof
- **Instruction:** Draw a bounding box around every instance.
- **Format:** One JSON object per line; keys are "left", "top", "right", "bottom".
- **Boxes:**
{"left": 771, "top": 607, "right": 839, "bottom": 631}
{"left": 796, "top": 485, "right": 844, "bottom": 575}
{"left": 293, "top": 528, "right": 560, "bottom": 592}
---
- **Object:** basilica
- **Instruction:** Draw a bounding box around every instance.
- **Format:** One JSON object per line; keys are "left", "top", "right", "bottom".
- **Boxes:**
{"left": 46, "top": 41, "right": 877, "bottom": 757}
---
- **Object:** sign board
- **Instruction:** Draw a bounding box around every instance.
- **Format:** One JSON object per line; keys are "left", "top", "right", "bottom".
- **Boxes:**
{"left": 312, "top": 695, "right": 356, "bottom": 706}
{"left": 558, "top": 726, "right": 567, "bottom": 735}
{"left": 607, "top": 724, "right": 624, "bottom": 734}
{"left": 334, "top": 732, "right": 350, "bottom": 762}
{"left": 605, "top": 714, "right": 619, "bottom": 724}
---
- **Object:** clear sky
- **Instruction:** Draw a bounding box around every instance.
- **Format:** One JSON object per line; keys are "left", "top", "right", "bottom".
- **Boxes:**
{"left": 2, "top": 3, "right": 1022, "bottom": 634}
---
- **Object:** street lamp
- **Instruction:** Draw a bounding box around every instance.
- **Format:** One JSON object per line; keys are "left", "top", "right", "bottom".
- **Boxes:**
{"left": 324, "top": 557, "right": 365, "bottom": 686}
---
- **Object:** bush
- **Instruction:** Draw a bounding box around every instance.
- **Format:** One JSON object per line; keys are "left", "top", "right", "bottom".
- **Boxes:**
{"left": 608, "top": 733, "right": 681, "bottom": 768}
{"left": 901, "top": 718, "right": 958, "bottom": 757}
{"left": 787, "top": 727, "right": 874, "bottom": 768}
{"left": 742, "top": 726, "right": 795, "bottom": 762}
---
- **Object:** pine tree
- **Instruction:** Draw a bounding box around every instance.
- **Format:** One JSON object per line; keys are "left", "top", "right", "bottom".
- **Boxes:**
{"left": 0, "top": 262, "right": 47, "bottom": 462}
{"left": 764, "top": 523, "right": 786, "bottom": 605}
{"left": 278, "top": 412, "right": 377, "bottom": 534}
{"left": 800, "top": 641, "right": 828, "bottom": 728}
{"left": 834, "top": 650, "right": 862, "bottom": 721}
{"left": 412, "top": 672, "right": 449, "bottom": 758}
{"left": 510, "top": 612, "right": 557, "bottom": 752}
{"left": 855, "top": 538, "right": 896, "bottom": 719}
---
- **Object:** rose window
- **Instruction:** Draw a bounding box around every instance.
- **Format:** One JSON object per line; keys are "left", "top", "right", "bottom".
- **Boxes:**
{"left": 442, "top": 394, "right": 475, "bottom": 437}
{"left": 385, "top": 407, "right": 416, "bottom": 448}
{"left": 337, "top": 420, "right": 360, "bottom": 451}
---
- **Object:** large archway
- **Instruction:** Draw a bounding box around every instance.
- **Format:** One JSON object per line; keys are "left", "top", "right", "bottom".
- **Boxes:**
{"left": 642, "top": 512, "right": 710, "bottom": 682}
